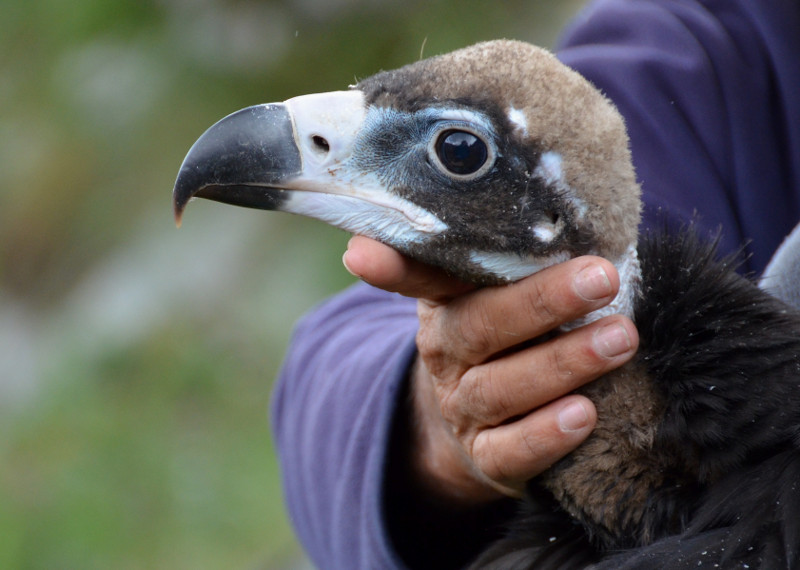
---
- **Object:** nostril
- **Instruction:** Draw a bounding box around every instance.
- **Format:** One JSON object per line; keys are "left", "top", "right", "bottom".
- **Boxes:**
{"left": 311, "top": 135, "right": 330, "bottom": 153}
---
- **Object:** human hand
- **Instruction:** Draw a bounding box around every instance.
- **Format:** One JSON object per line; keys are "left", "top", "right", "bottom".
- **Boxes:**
{"left": 343, "top": 235, "right": 639, "bottom": 505}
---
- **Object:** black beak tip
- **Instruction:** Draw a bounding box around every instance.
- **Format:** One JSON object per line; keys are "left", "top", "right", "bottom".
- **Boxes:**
{"left": 173, "top": 195, "right": 186, "bottom": 228}
{"left": 172, "top": 166, "right": 200, "bottom": 228}
{"left": 170, "top": 103, "right": 302, "bottom": 227}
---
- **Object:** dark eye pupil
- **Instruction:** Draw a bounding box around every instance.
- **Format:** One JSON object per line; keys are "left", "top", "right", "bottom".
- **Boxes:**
{"left": 436, "top": 130, "right": 488, "bottom": 175}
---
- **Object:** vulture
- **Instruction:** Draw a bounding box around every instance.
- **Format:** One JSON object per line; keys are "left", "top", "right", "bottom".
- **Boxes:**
{"left": 173, "top": 41, "right": 800, "bottom": 568}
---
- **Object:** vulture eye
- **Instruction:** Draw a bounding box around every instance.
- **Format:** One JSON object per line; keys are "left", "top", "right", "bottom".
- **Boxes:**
{"left": 434, "top": 130, "right": 489, "bottom": 177}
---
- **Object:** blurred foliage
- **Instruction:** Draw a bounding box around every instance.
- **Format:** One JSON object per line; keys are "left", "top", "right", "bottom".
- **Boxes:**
{"left": 0, "top": 0, "right": 585, "bottom": 567}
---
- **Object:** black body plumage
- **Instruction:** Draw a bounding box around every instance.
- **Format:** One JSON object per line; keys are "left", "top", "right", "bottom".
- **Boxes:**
{"left": 473, "top": 228, "right": 800, "bottom": 569}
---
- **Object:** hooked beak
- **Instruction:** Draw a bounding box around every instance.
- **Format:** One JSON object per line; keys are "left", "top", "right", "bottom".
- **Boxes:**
{"left": 173, "top": 103, "right": 299, "bottom": 225}
{"left": 174, "top": 91, "right": 363, "bottom": 225}
{"left": 172, "top": 90, "right": 446, "bottom": 239}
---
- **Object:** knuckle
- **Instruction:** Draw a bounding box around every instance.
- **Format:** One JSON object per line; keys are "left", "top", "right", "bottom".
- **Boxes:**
{"left": 543, "top": 324, "right": 612, "bottom": 383}
{"left": 454, "top": 368, "right": 491, "bottom": 425}
{"left": 471, "top": 430, "right": 519, "bottom": 485}
{"left": 472, "top": 431, "right": 511, "bottom": 482}
{"left": 415, "top": 325, "right": 440, "bottom": 361}
{"left": 456, "top": 303, "right": 496, "bottom": 358}
{"left": 415, "top": 309, "right": 452, "bottom": 375}
{"left": 518, "top": 424, "right": 544, "bottom": 464}
{"left": 437, "top": 383, "right": 461, "bottom": 425}
{"left": 416, "top": 327, "right": 467, "bottom": 382}
{"left": 544, "top": 341, "right": 577, "bottom": 381}
{"left": 418, "top": 302, "right": 496, "bottom": 366}
{"left": 519, "top": 277, "right": 560, "bottom": 329}
{"left": 439, "top": 371, "right": 485, "bottom": 429}
{"left": 468, "top": 365, "right": 515, "bottom": 424}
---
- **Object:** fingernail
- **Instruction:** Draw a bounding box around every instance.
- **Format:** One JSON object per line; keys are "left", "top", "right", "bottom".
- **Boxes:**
{"left": 342, "top": 250, "right": 358, "bottom": 276}
{"left": 574, "top": 265, "right": 613, "bottom": 301}
{"left": 593, "top": 322, "right": 633, "bottom": 358}
{"left": 558, "top": 402, "right": 589, "bottom": 432}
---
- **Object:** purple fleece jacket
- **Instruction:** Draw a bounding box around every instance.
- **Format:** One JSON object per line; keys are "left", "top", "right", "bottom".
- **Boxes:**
{"left": 271, "top": 0, "right": 800, "bottom": 567}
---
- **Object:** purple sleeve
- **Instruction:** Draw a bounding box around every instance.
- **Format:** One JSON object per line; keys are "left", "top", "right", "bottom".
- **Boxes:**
{"left": 272, "top": 1, "right": 800, "bottom": 568}
{"left": 271, "top": 282, "right": 417, "bottom": 568}
{"left": 558, "top": 0, "right": 800, "bottom": 274}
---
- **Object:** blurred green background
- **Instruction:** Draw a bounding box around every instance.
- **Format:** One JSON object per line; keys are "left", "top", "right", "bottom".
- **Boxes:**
{"left": 0, "top": 0, "right": 585, "bottom": 567}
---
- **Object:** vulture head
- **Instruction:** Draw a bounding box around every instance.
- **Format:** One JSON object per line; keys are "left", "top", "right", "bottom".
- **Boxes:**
{"left": 174, "top": 41, "right": 640, "bottom": 297}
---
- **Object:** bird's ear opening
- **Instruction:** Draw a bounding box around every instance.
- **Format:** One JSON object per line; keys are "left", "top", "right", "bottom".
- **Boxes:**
{"left": 531, "top": 210, "right": 563, "bottom": 244}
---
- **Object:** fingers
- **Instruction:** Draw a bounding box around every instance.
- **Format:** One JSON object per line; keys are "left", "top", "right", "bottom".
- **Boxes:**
{"left": 471, "top": 395, "right": 597, "bottom": 491}
{"left": 444, "top": 315, "right": 638, "bottom": 428}
{"left": 433, "top": 315, "right": 637, "bottom": 492}
{"left": 418, "top": 315, "right": 637, "bottom": 497}
{"left": 407, "top": 255, "right": 639, "bottom": 500}
{"left": 347, "top": 233, "right": 641, "bottom": 501}
{"left": 342, "top": 235, "right": 474, "bottom": 301}
{"left": 417, "top": 256, "right": 622, "bottom": 376}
